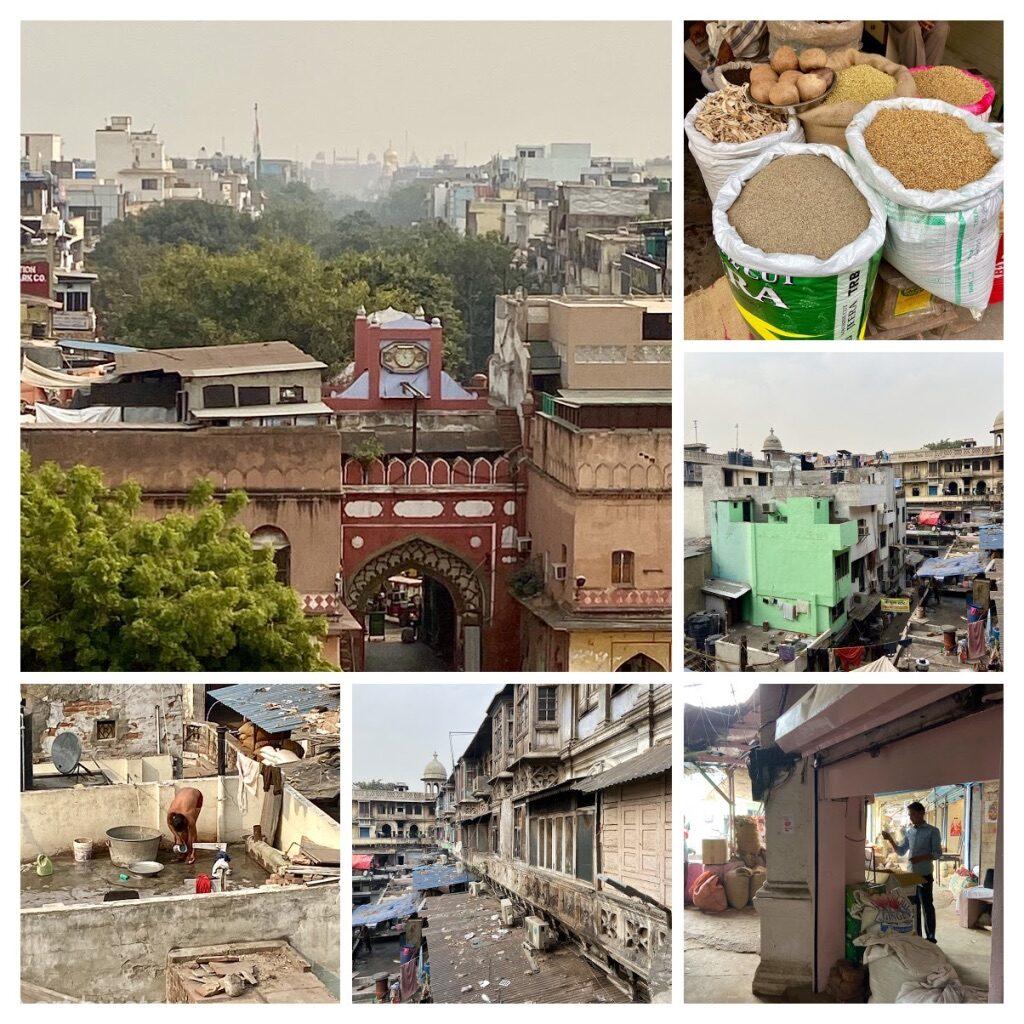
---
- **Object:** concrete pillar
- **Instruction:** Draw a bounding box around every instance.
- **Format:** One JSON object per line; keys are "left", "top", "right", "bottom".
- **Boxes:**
{"left": 753, "top": 757, "right": 815, "bottom": 997}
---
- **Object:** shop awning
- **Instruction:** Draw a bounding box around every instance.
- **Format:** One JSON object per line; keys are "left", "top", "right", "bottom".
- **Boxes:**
{"left": 702, "top": 578, "right": 751, "bottom": 599}
{"left": 573, "top": 743, "right": 672, "bottom": 793}
{"left": 352, "top": 892, "right": 423, "bottom": 927}
{"left": 916, "top": 554, "right": 986, "bottom": 579}
{"left": 411, "top": 864, "right": 473, "bottom": 891}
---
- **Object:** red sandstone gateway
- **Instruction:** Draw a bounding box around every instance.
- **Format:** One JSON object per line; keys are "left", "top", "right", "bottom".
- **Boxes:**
{"left": 329, "top": 307, "right": 526, "bottom": 671}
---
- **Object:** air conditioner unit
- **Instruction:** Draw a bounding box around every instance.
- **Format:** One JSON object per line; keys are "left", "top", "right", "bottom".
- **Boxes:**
{"left": 525, "top": 915, "right": 553, "bottom": 951}
{"left": 516, "top": 535, "right": 532, "bottom": 554}
{"left": 552, "top": 563, "right": 567, "bottom": 581}
{"left": 469, "top": 881, "right": 486, "bottom": 897}
{"left": 499, "top": 898, "right": 516, "bottom": 926}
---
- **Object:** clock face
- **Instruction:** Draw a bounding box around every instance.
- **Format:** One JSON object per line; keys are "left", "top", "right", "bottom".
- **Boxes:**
{"left": 381, "top": 342, "right": 429, "bottom": 374}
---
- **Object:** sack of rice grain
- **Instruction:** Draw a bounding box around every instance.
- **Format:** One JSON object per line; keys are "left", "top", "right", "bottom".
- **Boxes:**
{"left": 767, "top": 20, "right": 863, "bottom": 57}
{"left": 846, "top": 97, "right": 1003, "bottom": 315}
{"left": 798, "top": 50, "right": 916, "bottom": 151}
{"left": 712, "top": 142, "right": 886, "bottom": 339}
{"left": 724, "top": 866, "right": 753, "bottom": 909}
{"left": 684, "top": 89, "right": 803, "bottom": 203}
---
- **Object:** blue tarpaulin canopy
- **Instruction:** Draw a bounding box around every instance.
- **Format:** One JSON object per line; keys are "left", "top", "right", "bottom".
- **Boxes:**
{"left": 208, "top": 683, "right": 339, "bottom": 734}
{"left": 979, "top": 525, "right": 1003, "bottom": 552}
{"left": 410, "top": 864, "right": 473, "bottom": 891}
{"left": 352, "top": 892, "right": 423, "bottom": 927}
{"left": 916, "top": 554, "right": 986, "bottom": 580}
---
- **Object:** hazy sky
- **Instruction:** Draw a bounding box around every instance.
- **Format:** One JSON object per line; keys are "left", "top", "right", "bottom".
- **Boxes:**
{"left": 21, "top": 22, "right": 670, "bottom": 164}
{"left": 352, "top": 684, "right": 497, "bottom": 789}
{"left": 684, "top": 352, "right": 1004, "bottom": 454}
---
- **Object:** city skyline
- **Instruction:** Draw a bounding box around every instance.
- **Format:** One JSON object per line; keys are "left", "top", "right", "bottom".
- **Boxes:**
{"left": 21, "top": 21, "right": 670, "bottom": 165}
{"left": 684, "top": 352, "right": 1004, "bottom": 456}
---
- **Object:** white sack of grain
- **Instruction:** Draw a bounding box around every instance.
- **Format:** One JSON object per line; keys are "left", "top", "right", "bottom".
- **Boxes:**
{"left": 847, "top": 97, "right": 1004, "bottom": 315}
{"left": 712, "top": 142, "right": 886, "bottom": 339}
{"left": 684, "top": 93, "right": 803, "bottom": 203}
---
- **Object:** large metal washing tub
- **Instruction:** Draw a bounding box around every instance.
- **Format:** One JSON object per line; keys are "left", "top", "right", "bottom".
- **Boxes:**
{"left": 105, "top": 826, "right": 162, "bottom": 867}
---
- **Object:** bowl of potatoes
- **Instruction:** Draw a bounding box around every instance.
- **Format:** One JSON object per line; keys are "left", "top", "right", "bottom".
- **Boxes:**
{"left": 747, "top": 46, "right": 836, "bottom": 112}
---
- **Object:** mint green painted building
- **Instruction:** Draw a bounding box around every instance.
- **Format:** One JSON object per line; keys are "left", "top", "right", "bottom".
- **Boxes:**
{"left": 709, "top": 496, "right": 857, "bottom": 636}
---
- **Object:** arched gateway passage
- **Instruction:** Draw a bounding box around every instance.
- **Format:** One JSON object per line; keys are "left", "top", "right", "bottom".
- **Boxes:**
{"left": 348, "top": 537, "right": 487, "bottom": 672}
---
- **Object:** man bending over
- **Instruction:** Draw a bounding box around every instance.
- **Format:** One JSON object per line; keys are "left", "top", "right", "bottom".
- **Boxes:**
{"left": 167, "top": 787, "right": 204, "bottom": 865}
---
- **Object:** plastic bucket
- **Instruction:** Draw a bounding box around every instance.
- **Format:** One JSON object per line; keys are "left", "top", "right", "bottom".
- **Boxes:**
{"left": 73, "top": 838, "right": 93, "bottom": 863}
{"left": 105, "top": 825, "right": 162, "bottom": 867}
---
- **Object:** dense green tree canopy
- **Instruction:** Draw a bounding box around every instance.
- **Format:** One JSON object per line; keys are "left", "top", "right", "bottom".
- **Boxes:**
{"left": 21, "top": 455, "right": 330, "bottom": 671}
{"left": 87, "top": 187, "right": 513, "bottom": 376}
{"left": 117, "top": 239, "right": 467, "bottom": 375}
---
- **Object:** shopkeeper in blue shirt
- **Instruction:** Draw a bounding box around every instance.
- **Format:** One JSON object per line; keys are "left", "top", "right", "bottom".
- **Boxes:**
{"left": 882, "top": 801, "right": 943, "bottom": 942}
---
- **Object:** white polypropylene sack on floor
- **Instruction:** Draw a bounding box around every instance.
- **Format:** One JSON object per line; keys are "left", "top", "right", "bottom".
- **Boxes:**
{"left": 846, "top": 97, "right": 1004, "bottom": 316}
{"left": 856, "top": 932, "right": 955, "bottom": 1004}
{"left": 684, "top": 94, "right": 803, "bottom": 203}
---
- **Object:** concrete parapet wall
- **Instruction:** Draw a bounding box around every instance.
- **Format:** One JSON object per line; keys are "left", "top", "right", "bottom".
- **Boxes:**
{"left": 21, "top": 884, "right": 340, "bottom": 1003}
{"left": 279, "top": 786, "right": 340, "bottom": 860}
{"left": 21, "top": 775, "right": 264, "bottom": 860}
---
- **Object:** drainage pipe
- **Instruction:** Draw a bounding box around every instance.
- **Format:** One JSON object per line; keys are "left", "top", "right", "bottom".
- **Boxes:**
{"left": 154, "top": 704, "right": 163, "bottom": 755}
{"left": 21, "top": 700, "right": 33, "bottom": 792}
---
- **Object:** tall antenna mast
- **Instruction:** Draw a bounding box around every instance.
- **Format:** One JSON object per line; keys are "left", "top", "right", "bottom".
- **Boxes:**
{"left": 252, "top": 102, "right": 262, "bottom": 182}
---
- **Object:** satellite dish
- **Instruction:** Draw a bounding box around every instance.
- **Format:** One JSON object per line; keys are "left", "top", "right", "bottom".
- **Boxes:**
{"left": 51, "top": 732, "right": 83, "bottom": 775}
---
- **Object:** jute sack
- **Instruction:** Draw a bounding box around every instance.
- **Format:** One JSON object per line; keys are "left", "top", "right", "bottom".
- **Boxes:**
{"left": 768, "top": 20, "right": 863, "bottom": 56}
{"left": 799, "top": 50, "right": 917, "bottom": 151}
{"left": 724, "top": 866, "right": 752, "bottom": 909}
{"left": 734, "top": 815, "right": 761, "bottom": 856}
{"left": 750, "top": 866, "right": 767, "bottom": 901}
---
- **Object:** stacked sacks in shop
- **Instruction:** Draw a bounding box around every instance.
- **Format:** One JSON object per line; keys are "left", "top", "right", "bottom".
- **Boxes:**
{"left": 691, "top": 822, "right": 768, "bottom": 912}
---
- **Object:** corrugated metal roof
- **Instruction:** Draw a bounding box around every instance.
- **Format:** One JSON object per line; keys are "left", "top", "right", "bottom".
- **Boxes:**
{"left": 574, "top": 743, "right": 672, "bottom": 793}
{"left": 208, "top": 683, "right": 339, "bottom": 734}
{"left": 351, "top": 892, "right": 423, "bottom": 927}
{"left": 702, "top": 578, "right": 751, "bottom": 599}
{"left": 411, "top": 864, "right": 473, "bottom": 891}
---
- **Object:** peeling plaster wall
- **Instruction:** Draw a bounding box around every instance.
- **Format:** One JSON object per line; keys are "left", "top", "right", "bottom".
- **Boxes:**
{"left": 278, "top": 786, "right": 341, "bottom": 858}
{"left": 21, "top": 776, "right": 265, "bottom": 860}
{"left": 23, "top": 684, "right": 184, "bottom": 763}
{"left": 21, "top": 884, "right": 340, "bottom": 1003}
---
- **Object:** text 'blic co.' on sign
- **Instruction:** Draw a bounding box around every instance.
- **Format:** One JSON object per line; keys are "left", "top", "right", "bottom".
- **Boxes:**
{"left": 21, "top": 259, "right": 51, "bottom": 298}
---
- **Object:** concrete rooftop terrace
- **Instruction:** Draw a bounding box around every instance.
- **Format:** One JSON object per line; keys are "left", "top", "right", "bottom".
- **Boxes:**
{"left": 22, "top": 843, "right": 268, "bottom": 909}
{"left": 423, "top": 891, "right": 629, "bottom": 1004}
